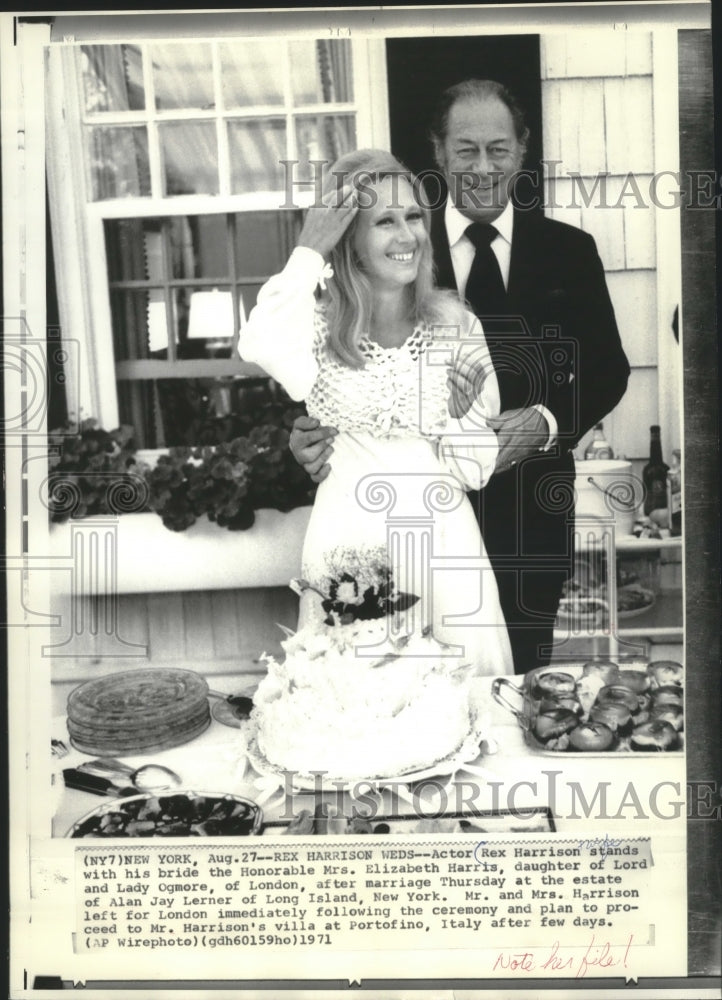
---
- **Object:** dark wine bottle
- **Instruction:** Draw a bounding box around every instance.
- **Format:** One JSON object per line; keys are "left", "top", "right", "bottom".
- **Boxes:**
{"left": 643, "top": 425, "right": 669, "bottom": 516}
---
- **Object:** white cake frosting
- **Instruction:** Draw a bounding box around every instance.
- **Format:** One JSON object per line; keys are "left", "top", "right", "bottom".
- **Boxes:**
{"left": 251, "top": 618, "right": 484, "bottom": 780}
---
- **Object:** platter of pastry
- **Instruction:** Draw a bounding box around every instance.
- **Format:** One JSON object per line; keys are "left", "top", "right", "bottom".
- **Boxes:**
{"left": 492, "top": 659, "right": 683, "bottom": 755}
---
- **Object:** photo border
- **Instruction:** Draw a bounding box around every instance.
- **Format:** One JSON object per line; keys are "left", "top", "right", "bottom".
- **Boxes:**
{"left": 4, "top": 2, "right": 720, "bottom": 997}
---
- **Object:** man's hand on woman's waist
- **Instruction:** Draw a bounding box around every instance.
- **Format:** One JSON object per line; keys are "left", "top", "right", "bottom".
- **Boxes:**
{"left": 289, "top": 415, "right": 338, "bottom": 483}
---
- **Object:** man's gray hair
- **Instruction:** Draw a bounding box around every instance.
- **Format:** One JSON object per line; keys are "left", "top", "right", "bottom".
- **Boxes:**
{"left": 429, "top": 78, "right": 530, "bottom": 150}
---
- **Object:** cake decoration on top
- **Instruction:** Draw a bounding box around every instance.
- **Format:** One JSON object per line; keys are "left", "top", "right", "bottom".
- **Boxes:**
{"left": 248, "top": 557, "right": 489, "bottom": 781}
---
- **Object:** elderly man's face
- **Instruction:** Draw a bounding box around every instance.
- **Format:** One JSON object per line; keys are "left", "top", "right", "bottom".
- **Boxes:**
{"left": 435, "top": 95, "right": 525, "bottom": 222}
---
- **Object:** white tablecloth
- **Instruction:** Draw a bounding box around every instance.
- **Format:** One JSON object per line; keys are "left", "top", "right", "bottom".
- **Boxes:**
{"left": 52, "top": 671, "right": 685, "bottom": 840}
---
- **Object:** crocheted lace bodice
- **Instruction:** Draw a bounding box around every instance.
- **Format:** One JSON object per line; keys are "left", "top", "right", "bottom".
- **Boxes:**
{"left": 306, "top": 305, "right": 451, "bottom": 439}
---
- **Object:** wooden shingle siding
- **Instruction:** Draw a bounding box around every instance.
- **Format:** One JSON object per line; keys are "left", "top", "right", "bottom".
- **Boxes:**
{"left": 541, "top": 31, "right": 652, "bottom": 80}
{"left": 605, "top": 270, "right": 657, "bottom": 368}
{"left": 541, "top": 31, "right": 667, "bottom": 463}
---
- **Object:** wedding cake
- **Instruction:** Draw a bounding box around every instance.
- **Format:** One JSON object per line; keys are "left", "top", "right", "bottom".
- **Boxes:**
{"left": 249, "top": 564, "right": 486, "bottom": 780}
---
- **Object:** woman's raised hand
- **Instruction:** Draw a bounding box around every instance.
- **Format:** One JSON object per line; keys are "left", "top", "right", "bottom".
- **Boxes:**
{"left": 297, "top": 184, "right": 358, "bottom": 258}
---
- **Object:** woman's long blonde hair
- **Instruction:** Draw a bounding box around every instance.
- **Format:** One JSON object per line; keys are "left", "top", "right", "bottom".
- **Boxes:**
{"left": 321, "top": 149, "right": 467, "bottom": 368}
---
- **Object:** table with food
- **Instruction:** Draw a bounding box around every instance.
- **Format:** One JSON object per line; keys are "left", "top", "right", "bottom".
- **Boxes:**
{"left": 51, "top": 613, "right": 685, "bottom": 841}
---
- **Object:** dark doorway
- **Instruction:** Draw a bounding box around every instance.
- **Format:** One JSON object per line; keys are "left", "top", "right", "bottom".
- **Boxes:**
{"left": 386, "top": 34, "right": 543, "bottom": 208}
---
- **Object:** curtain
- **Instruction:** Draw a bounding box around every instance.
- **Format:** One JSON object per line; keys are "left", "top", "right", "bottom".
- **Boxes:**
{"left": 317, "top": 40, "right": 352, "bottom": 103}
{"left": 316, "top": 41, "right": 354, "bottom": 163}
{"left": 82, "top": 45, "right": 149, "bottom": 200}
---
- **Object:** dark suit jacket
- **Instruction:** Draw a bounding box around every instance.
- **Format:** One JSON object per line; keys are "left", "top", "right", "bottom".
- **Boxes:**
{"left": 431, "top": 206, "right": 630, "bottom": 568}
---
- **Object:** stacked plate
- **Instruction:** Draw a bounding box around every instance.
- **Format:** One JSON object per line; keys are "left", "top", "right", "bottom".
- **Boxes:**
{"left": 67, "top": 668, "right": 211, "bottom": 756}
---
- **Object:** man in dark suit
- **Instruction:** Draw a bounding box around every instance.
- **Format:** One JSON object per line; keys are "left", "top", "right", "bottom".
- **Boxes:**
{"left": 425, "top": 78, "right": 630, "bottom": 673}
{"left": 290, "top": 78, "right": 630, "bottom": 673}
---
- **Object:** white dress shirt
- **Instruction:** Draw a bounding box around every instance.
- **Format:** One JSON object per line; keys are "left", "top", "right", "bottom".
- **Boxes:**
{"left": 444, "top": 197, "right": 558, "bottom": 449}
{"left": 446, "top": 197, "right": 514, "bottom": 300}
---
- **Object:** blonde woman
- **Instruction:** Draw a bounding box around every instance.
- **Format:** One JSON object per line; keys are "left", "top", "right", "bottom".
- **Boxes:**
{"left": 240, "top": 149, "right": 512, "bottom": 676}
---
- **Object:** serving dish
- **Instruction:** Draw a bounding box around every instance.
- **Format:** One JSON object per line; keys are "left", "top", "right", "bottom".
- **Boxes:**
{"left": 245, "top": 730, "right": 489, "bottom": 791}
{"left": 617, "top": 585, "right": 656, "bottom": 619}
{"left": 492, "top": 660, "right": 683, "bottom": 756}
{"left": 67, "top": 789, "right": 263, "bottom": 838}
{"left": 210, "top": 693, "right": 255, "bottom": 728}
{"left": 260, "top": 805, "right": 556, "bottom": 837}
{"left": 556, "top": 596, "right": 607, "bottom": 629}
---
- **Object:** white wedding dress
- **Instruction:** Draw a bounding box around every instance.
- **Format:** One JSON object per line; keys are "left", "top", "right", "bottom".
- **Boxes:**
{"left": 240, "top": 248, "right": 512, "bottom": 677}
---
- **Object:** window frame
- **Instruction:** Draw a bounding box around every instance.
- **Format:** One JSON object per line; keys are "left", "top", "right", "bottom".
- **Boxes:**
{"left": 46, "top": 35, "right": 389, "bottom": 431}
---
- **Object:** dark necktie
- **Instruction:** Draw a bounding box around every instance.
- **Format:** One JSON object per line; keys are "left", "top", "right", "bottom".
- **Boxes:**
{"left": 464, "top": 222, "right": 507, "bottom": 318}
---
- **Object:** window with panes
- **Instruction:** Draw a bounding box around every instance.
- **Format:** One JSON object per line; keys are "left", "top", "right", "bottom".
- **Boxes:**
{"left": 74, "top": 38, "right": 357, "bottom": 447}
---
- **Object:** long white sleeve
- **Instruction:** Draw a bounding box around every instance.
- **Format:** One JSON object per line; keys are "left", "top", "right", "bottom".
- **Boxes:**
{"left": 238, "top": 246, "right": 330, "bottom": 401}
{"left": 437, "top": 314, "right": 500, "bottom": 491}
